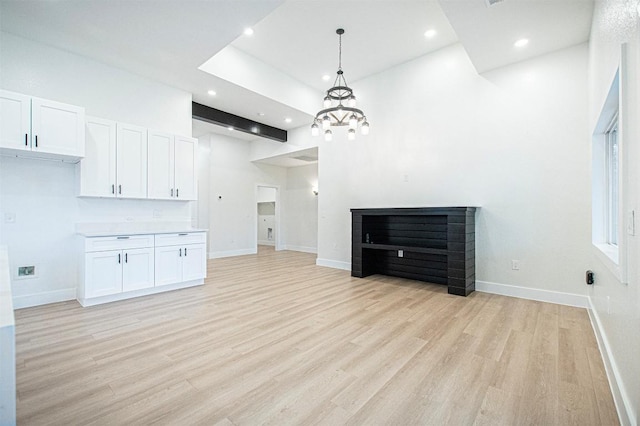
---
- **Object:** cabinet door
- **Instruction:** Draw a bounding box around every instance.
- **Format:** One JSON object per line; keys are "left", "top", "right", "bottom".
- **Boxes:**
{"left": 85, "top": 250, "right": 123, "bottom": 298}
{"left": 174, "top": 136, "right": 197, "bottom": 201}
{"left": 80, "top": 117, "right": 117, "bottom": 197}
{"left": 182, "top": 243, "right": 207, "bottom": 281}
{"left": 154, "top": 246, "right": 182, "bottom": 286}
{"left": 0, "top": 90, "right": 31, "bottom": 151}
{"left": 147, "top": 130, "right": 174, "bottom": 200}
{"left": 116, "top": 123, "right": 147, "bottom": 198}
{"left": 122, "top": 248, "right": 155, "bottom": 292}
{"left": 31, "top": 97, "right": 85, "bottom": 157}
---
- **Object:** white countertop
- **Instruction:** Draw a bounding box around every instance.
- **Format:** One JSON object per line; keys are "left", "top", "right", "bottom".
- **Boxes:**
{"left": 76, "top": 222, "right": 208, "bottom": 238}
{"left": 0, "top": 246, "right": 14, "bottom": 329}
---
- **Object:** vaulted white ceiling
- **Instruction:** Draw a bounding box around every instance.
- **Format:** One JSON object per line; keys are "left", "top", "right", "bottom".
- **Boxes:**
{"left": 0, "top": 0, "right": 594, "bottom": 143}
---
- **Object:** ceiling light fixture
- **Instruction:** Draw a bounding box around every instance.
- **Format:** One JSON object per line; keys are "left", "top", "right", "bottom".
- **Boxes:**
{"left": 207, "top": 90, "right": 216, "bottom": 96}
{"left": 311, "top": 29, "right": 369, "bottom": 140}
{"left": 322, "top": 74, "right": 331, "bottom": 81}
{"left": 284, "top": 117, "right": 292, "bottom": 123}
{"left": 514, "top": 38, "right": 529, "bottom": 48}
{"left": 424, "top": 29, "right": 437, "bottom": 38}
{"left": 244, "top": 28, "right": 254, "bottom": 36}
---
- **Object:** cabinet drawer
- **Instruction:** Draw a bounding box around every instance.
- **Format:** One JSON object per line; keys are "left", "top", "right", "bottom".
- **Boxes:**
{"left": 155, "top": 232, "right": 206, "bottom": 247}
{"left": 85, "top": 234, "right": 154, "bottom": 252}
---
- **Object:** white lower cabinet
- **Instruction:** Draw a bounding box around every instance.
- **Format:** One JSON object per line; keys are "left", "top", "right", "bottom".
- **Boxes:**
{"left": 80, "top": 231, "right": 206, "bottom": 306}
{"left": 155, "top": 233, "right": 207, "bottom": 286}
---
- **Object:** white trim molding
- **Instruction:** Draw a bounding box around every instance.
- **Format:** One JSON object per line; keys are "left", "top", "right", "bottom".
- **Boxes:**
{"left": 209, "top": 248, "right": 256, "bottom": 259}
{"left": 283, "top": 245, "right": 317, "bottom": 254}
{"left": 315, "top": 258, "right": 350, "bottom": 271}
{"left": 476, "top": 280, "right": 589, "bottom": 308}
{"left": 588, "top": 299, "right": 634, "bottom": 426}
{"left": 13, "top": 287, "right": 77, "bottom": 309}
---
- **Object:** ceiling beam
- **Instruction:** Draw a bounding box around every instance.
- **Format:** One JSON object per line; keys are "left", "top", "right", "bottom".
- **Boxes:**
{"left": 192, "top": 102, "right": 287, "bottom": 143}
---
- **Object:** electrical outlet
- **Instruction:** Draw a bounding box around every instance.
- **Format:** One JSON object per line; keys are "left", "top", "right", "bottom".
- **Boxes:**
{"left": 153, "top": 209, "right": 162, "bottom": 219}
{"left": 511, "top": 260, "right": 520, "bottom": 270}
{"left": 4, "top": 212, "right": 16, "bottom": 223}
{"left": 398, "top": 250, "right": 404, "bottom": 258}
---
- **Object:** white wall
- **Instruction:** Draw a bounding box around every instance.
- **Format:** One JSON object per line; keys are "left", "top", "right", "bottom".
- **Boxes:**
{"left": 0, "top": 33, "right": 194, "bottom": 307}
{"left": 282, "top": 164, "right": 318, "bottom": 253}
{"left": 207, "top": 133, "right": 286, "bottom": 258}
{"left": 588, "top": 2, "right": 640, "bottom": 424}
{"left": 290, "top": 42, "right": 591, "bottom": 301}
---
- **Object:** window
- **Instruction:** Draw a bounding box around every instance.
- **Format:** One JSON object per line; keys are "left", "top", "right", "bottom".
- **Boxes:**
{"left": 592, "top": 69, "right": 623, "bottom": 279}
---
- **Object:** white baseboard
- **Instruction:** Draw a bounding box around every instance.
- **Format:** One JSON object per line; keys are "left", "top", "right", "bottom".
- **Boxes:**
{"left": 78, "top": 279, "right": 204, "bottom": 307}
{"left": 315, "top": 258, "right": 350, "bottom": 271}
{"left": 476, "top": 280, "right": 588, "bottom": 308}
{"left": 258, "top": 240, "right": 275, "bottom": 246}
{"left": 209, "top": 248, "right": 256, "bottom": 259}
{"left": 13, "top": 287, "right": 77, "bottom": 309}
{"left": 588, "top": 299, "right": 633, "bottom": 426}
{"left": 283, "top": 245, "right": 317, "bottom": 254}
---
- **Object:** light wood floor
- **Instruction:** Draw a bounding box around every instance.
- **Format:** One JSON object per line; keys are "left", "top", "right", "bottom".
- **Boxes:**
{"left": 15, "top": 246, "right": 618, "bottom": 425}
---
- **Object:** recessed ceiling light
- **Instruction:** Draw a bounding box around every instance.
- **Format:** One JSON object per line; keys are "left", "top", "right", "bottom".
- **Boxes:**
{"left": 244, "top": 28, "right": 254, "bottom": 36}
{"left": 257, "top": 112, "right": 265, "bottom": 117}
{"left": 514, "top": 38, "right": 529, "bottom": 48}
{"left": 207, "top": 90, "right": 216, "bottom": 96}
{"left": 251, "top": 126, "right": 258, "bottom": 133}
{"left": 227, "top": 126, "right": 234, "bottom": 131}
{"left": 424, "top": 29, "right": 437, "bottom": 38}
{"left": 284, "top": 117, "right": 292, "bottom": 123}
{"left": 322, "top": 74, "right": 331, "bottom": 81}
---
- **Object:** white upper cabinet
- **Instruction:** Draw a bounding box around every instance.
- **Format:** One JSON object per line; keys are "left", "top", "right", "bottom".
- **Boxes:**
{"left": 147, "top": 130, "right": 175, "bottom": 200}
{"left": 116, "top": 123, "right": 148, "bottom": 199}
{"left": 173, "top": 136, "right": 197, "bottom": 201}
{"left": 148, "top": 132, "right": 197, "bottom": 201}
{"left": 80, "top": 117, "right": 117, "bottom": 197}
{"left": 0, "top": 91, "right": 31, "bottom": 151}
{"left": 0, "top": 90, "right": 85, "bottom": 161}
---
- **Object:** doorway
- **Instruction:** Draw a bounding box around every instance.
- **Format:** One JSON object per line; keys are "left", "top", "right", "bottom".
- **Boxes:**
{"left": 256, "top": 185, "right": 281, "bottom": 251}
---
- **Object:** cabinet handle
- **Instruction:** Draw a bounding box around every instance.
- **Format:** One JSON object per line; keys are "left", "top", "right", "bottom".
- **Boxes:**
{"left": 179, "top": 248, "right": 182, "bottom": 257}
{"left": 25, "top": 134, "right": 28, "bottom": 146}
{"left": 35, "top": 135, "right": 38, "bottom": 148}
{"left": 171, "top": 188, "right": 174, "bottom": 197}
{"left": 117, "top": 236, "right": 129, "bottom": 239}
{"left": 118, "top": 185, "right": 122, "bottom": 194}
{"left": 176, "top": 188, "right": 179, "bottom": 198}
{"left": 125, "top": 253, "right": 128, "bottom": 263}
{"left": 185, "top": 247, "right": 188, "bottom": 256}
{"left": 178, "top": 233, "right": 188, "bottom": 236}
{"left": 118, "top": 253, "right": 121, "bottom": 264}
{"left": 112, "top": 184, "right": 115, "bottom": 194}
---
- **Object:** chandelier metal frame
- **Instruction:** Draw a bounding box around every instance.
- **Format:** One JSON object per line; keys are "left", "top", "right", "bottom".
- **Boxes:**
{"left": 311, "top": 28, "right": 369, "bottom": 140}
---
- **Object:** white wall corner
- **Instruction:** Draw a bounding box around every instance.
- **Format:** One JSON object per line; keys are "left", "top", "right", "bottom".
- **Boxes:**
{"left": 13, "top": 288, "right": 77, "bottom": 309}
{"left": 475, "top": 280, "right": 589, "bottom": 308}
{"left": 315, "top": 258, "right": 351, "bottom": 271}
{"left": 587, "top": 298, "right": 635, "bottom": 426}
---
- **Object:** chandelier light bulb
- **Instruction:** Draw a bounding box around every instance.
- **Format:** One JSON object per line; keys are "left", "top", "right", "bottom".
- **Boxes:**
{"left": 323, "top": 96, "right": 332, "bottom": 108}
{"left": 361, "top": 120, "right": 370, "bottom": 135}
{"left": 348, "top": 95, "right": 356, "bottom": 107}
{"left": 322, "top": 115, "right": 331, "bottom": 129}
{"left": 348, "top": 129, "right": 356, "bottom": 141}
{"left": 324, "top": 129, "right": 333, "bottom": 141}
{"left": 311, "top": 122, "right": 319, "bottom": 136}
{"left": 349, "top": 114, "right": 358, "bottom": 129}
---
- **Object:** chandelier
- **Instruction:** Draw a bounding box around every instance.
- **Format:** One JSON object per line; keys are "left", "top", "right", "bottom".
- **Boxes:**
{"left": 311, "top": 28, "right": 369, "bottom": 141}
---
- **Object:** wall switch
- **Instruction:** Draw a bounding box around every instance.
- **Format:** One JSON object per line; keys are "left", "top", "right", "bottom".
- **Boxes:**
{"left": 4, "top": 212, "right": 16, "bottom": 223}
{"left": 627, "top": 210, "right": 635, "bottom": 236}
{"left": 511, "top": 260, "right": 520, "bottom": 270}
{"left": 398, "top": 250, "right": 404, "bottom": 258}
{"left": 403, "top": 174, "right": 409, "bottom": 182}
